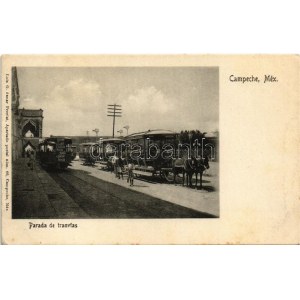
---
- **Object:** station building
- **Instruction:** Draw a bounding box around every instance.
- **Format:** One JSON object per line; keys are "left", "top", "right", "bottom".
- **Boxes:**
{"left": 11, "top": 67, "right": 44, "bottom": 160}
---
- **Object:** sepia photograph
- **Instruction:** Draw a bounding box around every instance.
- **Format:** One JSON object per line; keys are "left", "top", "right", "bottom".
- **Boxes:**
{"left": 11, "top": 66, "right": 219, "bottom": 219}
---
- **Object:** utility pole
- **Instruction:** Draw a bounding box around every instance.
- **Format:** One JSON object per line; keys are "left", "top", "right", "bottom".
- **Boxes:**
{"left": 107, "top": 104, "right": 122, "bottom": 138}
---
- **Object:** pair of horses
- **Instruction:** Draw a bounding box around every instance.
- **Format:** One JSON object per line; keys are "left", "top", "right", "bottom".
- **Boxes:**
{"left": 172, "top": 155, "right": 209, "bottom": 189}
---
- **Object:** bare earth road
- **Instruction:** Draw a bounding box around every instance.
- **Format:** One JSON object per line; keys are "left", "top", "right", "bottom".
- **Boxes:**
{"left": 12, "top": 159, "right": 217, "bottom": 218}
{"left": 48, "top": 169, "right": 215, "bottom": 218}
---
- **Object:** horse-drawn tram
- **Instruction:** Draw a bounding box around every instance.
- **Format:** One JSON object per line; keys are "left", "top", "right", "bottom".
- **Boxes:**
{"left": 78, "top": 142, "right": 98, "bottom": 165}
{"left": 98, "top": 137, "right": 124, "bottom": 170}
{"left": 124, "top": 129, "right": 179, "bottom": 181}
{"left": 38, "top": 137, "right": 73, "bottom": 169}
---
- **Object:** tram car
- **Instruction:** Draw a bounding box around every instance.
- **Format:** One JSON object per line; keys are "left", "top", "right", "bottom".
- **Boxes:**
{"left": 78, "top": 142, "right": 98, "bottom": 165}
{"left": 124, "top": 129, "right": 179, "bottom": 181}
{"left": 38, "top": 137, "right": 73, "bottom": 169}
{"left": 98, "top": 137, "right": 124, "bottom": 171}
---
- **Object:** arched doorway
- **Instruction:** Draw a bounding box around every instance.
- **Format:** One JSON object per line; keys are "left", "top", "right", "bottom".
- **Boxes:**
{"left": 22, "top": 121, "right": 37, "bottom": 138}
{"left": 23, "top": 141, "right": 36, "bottom": 157}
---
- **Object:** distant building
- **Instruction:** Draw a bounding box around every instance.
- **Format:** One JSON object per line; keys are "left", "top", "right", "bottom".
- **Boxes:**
{"left": 11, "top": 67, "right": 44, "bottom": 160}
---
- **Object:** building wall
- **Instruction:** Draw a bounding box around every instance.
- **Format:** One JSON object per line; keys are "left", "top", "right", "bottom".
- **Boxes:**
{"left": 11, "top": 67, "right": 44, "bottom": 159}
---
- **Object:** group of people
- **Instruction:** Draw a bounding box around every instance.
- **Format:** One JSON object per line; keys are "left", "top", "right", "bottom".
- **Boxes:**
{"left": 111, "top": 155, "right": 134, "bottom": 186}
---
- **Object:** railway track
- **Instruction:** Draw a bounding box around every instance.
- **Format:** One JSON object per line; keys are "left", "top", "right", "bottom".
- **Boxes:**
{"left": 48, "top": 168, "right": 216, "bottom": 218}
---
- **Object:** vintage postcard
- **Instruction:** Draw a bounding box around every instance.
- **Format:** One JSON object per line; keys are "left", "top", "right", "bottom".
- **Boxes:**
{"left": 1, "top": 55, "right": 299, "bottom": 244}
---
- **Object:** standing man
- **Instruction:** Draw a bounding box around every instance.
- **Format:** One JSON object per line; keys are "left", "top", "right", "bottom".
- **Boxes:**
{"left": 127, "top": 162, "right": 134, "bottom": 186}
{"left": 112, "top": 154, "right": 119, "bottom": 178}
{"left": 28, "top": 150, "right": 36, "bottom": 170}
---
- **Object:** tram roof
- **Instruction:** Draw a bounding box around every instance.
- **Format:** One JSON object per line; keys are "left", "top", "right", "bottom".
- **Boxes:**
{"left": 126, "top": 129, "right": 177, "bottom": 139}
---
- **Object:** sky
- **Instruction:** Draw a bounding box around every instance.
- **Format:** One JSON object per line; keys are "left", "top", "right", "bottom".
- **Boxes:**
{"left": 17, "top": 67, "right": 219, "bottom": 137}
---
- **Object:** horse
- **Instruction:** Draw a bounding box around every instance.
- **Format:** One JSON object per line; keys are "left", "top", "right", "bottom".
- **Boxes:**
{"left": 172, "top": 155, "right": 197, "bottom": 188}
{"left": 172, "top": 154, "right": 210, "bottom": 189}
{"left": 107, "top": 156, "right": 115, "bottom": 172}
{"left": 172, "top": 157, "right": 185, "bottom": 185}
{"left": 194, "top": 156, "right": 210, "bottom": 189}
